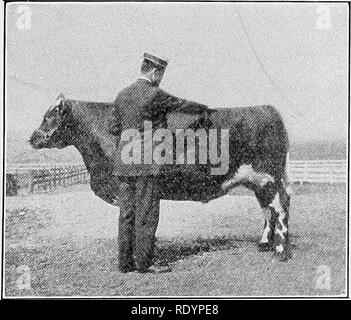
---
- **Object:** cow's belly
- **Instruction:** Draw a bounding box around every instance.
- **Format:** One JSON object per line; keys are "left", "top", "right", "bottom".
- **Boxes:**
{"left": 157, "top": 170, "right": 225, "bottom": 202}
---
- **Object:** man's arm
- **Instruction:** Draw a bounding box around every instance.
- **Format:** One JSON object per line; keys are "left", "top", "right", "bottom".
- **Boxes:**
{"left": 143, "top": 89, "right": 183, "bottom": 122}
{"left": 156, "top": 89, "right": 188, "bottom": 113}
{"left": 146, "top": 89, "right": 210, "bottom": 120}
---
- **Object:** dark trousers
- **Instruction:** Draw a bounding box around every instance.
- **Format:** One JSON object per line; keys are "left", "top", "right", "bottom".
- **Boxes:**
{"left": 118, "top": 176, "right": 160, "bottom": 271}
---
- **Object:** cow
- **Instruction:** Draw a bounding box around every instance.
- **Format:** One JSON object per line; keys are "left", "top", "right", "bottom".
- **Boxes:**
{"left": 30, "top": 94, "right": 292, "bottom": 261}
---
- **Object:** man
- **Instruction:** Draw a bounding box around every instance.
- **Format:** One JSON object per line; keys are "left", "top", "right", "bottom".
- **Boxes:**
{"left": 112, "top": 53, "right": 183, "bottom": 273}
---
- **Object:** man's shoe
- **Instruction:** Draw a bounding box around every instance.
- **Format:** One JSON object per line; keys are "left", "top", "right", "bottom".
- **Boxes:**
{"left": 137, "top": 265, "right": 172, "bottom": 274}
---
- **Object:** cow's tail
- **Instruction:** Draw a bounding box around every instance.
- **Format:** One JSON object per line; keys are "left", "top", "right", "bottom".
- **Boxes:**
{"left": 282, "top": 152, "right": 293, "bottom": 196}
{"left": 271, "top": 106, "right": 292, "bottom": 196}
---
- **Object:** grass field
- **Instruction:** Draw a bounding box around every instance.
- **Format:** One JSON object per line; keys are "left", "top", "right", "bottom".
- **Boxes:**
{"left": 4, "top": 183, "right": 347, "bottom": 297}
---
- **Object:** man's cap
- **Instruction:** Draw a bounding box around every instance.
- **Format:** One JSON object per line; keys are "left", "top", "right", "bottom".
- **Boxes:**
{"left": 143, "top": 53, "right": 168, "bottom": 68}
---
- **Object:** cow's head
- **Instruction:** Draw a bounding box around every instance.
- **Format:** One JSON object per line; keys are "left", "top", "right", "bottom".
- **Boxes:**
{"left": 30, "top": 94, "right": 74, "bottom": 149}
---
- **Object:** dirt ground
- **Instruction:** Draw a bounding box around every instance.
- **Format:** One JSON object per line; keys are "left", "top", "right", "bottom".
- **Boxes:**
{"left": 4, "top": 183, "right": 347, "bottom": 297}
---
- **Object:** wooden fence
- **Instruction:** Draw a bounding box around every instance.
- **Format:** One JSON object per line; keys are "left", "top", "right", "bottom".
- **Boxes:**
{"left": 6, "top": 163, "right": 90, "bottom": 196}
{"left": 288, "top": 160, "right": 347, "bottom": 184}
{"left": 5, "top": 159, "right": 348, "bottom": 196}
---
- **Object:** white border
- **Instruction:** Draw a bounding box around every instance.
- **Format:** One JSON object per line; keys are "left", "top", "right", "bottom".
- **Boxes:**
{"left": 1, "top": 0, "right": 350, "bottom": 300}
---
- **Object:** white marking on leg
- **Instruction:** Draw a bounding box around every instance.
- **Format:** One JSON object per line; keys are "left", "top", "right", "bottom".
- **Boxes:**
{"left": 269, "top": 193, "right": 287, "bottom": 240}
{"left": 282, "top": 179, "right": 293, "bottom": 196}
{"left": 260, "top": 219, "right": 270, "bottom": 243}
{"left": 276, "top": 244, "right": 284, "bottom": 253}
{"left": 286, "top": 185, "right": 293, "bottom": 196}
{"left": 221, "top": 164, "right": 274, "bottom": 190}
{"left": 260, "top": 208, "right": 271, "bottom": 243}
{"left": 260, "top": 177, "right": 271, "bottom": 187}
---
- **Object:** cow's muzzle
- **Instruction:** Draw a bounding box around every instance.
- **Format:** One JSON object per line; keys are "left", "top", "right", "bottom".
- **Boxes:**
{"left": 29, "top": 129, "right": 48, "bottom": 149}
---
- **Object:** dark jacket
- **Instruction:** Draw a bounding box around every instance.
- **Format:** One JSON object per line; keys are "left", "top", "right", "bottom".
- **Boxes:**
{"left": 112, "top": 79, "right": 185, "bottom": 176}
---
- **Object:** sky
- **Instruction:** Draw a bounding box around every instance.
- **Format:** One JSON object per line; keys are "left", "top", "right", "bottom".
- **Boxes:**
{"left": 5, "top": 2, "right": 349, "bottom": 142}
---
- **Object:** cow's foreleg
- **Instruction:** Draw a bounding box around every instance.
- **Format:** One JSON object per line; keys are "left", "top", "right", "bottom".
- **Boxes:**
{"left": 269, "top": 182, "right": 292, "bottom": 261}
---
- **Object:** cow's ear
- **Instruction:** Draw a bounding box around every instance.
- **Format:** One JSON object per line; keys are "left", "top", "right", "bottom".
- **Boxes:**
{"left": 55, "top": 93, "right": 65, "bottom": 107}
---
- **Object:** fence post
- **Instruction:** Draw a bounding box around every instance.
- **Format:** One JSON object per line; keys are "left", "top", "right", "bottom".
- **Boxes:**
{"left": 16, "top": 171, "right": 33, "bottom": 196}
{"left": 286, "top": 152, "right": 291, "bottom": 183}
{"left": 63, "top": 169, "right": 67, "bottom": 188}
{"left": 329, "top": 165, "right": 334, "bottom": 184}
{"left": 29, "top": 170, "right": 34, "bottom": 194}
{"left": 302, "top": 162, "right": 308, "bottom": 185}
{"left": 53, "top": 168, "right": 57, "bottom": 190}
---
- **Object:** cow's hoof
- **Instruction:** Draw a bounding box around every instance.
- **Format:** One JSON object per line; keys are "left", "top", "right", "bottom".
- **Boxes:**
{"left": 258, "top": 242, "right": 273, "bottom": 252}
{"left": 272, "top": 251, "right": 289, "bottom": 262}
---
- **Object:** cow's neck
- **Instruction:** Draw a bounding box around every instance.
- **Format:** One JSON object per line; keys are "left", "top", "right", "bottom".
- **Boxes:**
{"left": 69, "top": 100, "right": 116, "bottom": 177}
{"left": 74, "top": 131, "right": 112, "bottom": 175}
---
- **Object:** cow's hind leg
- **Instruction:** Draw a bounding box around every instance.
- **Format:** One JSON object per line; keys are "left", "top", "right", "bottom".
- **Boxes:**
{"left": 221, "top": 164, "right": 291, "bottom": 261}
{"left": 258, "top": 208, "right": 276, "bottom": 252}
{"left": 271, "top": 180, "right": 292, "bottom": 261}
{"left": 255, "top": 179, "right": 291, "bottom": 261}
{"left": 254, "top": 181, "right": 277, "bottom": 252}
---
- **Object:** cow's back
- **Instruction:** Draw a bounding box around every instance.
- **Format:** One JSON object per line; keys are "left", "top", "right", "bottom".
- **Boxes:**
{"left": 209, "top": 105, "right": 289, "bottom": 176}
